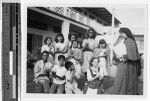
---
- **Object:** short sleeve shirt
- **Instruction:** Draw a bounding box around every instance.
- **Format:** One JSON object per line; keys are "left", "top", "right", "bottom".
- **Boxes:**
{"left": 52, "top": 64, "right": 67, "bottom": 84}
{"left": 34, "top": 60, "right": 52, "bottom": 79}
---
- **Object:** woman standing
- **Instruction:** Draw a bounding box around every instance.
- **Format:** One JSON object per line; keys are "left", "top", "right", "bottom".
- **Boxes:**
{"left": 112, "top": 28, "right": 141, "bottom": 95}
{"left": 82, "top": 28, "right": 97, "bottom": 73}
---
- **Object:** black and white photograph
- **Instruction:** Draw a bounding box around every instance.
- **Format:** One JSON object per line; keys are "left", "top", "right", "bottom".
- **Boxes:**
{"left": 1, "top": 0, "right": 150, "bottom": 101}
{"left": 25, "top": 6, "right": 145, "bottom": 95}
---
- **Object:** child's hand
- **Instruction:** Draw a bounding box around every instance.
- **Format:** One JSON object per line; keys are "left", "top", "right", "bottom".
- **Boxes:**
{"left": 99, "top": 76, "right": 102, "bottom": 80}
{"left": 52, "top": 72, "right": 56, "bottom": 77}
{"left": 96, "top": 73, "right": 101, "bottom": 77}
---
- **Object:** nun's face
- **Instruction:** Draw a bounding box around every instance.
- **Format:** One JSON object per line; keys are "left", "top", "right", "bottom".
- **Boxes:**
{"left": 120, "top": 32, "right": 127, "bottom": 39}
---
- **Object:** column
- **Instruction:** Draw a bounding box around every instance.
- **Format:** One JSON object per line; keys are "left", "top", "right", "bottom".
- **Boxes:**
{"left": 61, "top": 20, "right": 70, "bottom": 44}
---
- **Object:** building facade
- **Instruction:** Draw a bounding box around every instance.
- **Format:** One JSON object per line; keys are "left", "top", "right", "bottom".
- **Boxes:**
{"left": 27, "top": 7, "right": 120, "bottom": 53}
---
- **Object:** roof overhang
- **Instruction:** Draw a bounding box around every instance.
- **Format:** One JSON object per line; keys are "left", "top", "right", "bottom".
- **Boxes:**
{"left": 73, "top": 7, "right": 121, "bottom": 26}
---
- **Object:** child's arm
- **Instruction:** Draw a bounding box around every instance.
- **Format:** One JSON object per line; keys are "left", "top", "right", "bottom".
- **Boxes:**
{"left": 63, "top": 44, "right": 70, "bottom": 54}
{"left": 73, "top": 50, "right": 82, "bottom": 61}
{"left": 87, "top": 70, "right": 100, "bottom": 82}
{"left": 66, "top": 49, "right": 72, "bottom": 59}
{"left": 88, "top": 74, "right": 100, "bottom": 82}
{"left": 34, "top": 62, "right": 42, "bottom": 79}
{"left": 66, "top": 73, "right": 74, "bottom": 84}
{"left": 55, "top": 74, "right": 66, "bottom": 80}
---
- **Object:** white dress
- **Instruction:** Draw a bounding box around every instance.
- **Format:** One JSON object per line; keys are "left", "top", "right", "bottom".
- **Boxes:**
{"left": 98, "top": 48, "right": 108, "bottom": 76}
{"left": 82, "top": 39, "right": 97, "bottom": 72}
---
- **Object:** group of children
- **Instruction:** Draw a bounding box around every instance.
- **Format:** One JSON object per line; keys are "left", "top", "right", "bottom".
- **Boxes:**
{"left": 33, "top": 28, "right": 111, "bottom": 94}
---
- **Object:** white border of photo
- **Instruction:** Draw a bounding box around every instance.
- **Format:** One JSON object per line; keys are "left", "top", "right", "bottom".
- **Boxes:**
{"left": 0, "top": 1, "right": 2, "bottom": 101}
{"left": 20, "top": 0, "right": 149, "bottom": 101}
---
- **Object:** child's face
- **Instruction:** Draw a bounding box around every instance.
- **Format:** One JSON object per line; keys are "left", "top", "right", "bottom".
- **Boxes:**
{"left": 69, "top": 64, "right": 75, "bottom": 72}
{"left": 73, "top": 41, "right": 78, "bottom": 48}
{"left": 89, "top": 31, "right": 94, "bottom": 38}
{"left": 100, "top": 43, "right": 106, "bottom": 48}
{"left": 42, "top": 53, "right": 48, "bottom": 62}
{"left": 46, "top": 38, "right": 52, "bottom": 45}
{"left": 92, "top": 58, "right": 99, "bottom": 67}
{"left": 71, "top": 35, "right": 76, "bottom": 41}
{"left": 58, "top": 58, "right": 65, "bottom": 66}
{"left": 57, "top": 36, "right": 63, "bottom": 42}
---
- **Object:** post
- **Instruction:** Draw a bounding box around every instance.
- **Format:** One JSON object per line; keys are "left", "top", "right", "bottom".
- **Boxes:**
{"left": 61, "top": 20, "right": 70, "bottom": 44}
{"left": 110, "top": 8, "right": 115, "bottom": 65}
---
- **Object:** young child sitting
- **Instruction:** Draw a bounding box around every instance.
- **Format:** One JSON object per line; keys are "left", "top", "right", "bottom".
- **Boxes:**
{"left": 49, "top": 55, "right": 67, "bottom": 94}
{"left": 86, "top": 57, "right": 104, "bottom": 94}
{"left": 65, "top": 61, "right": 82, "bottom": 94}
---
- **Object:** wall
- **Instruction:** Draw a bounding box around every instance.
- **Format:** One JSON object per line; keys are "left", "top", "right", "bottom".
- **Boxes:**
{"left": 27, "top": 26, "right": 58, "bottom": 46}
{"left": 134, "top": 35, "right": 144, "bottom": 54}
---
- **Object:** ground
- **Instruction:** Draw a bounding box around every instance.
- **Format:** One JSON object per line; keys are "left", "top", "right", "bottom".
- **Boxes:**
{"left": 27, "top": 66, "right": 143, "bottom": 94}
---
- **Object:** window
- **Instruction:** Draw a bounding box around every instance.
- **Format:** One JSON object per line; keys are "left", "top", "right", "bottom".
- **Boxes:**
{"left": 53, "top": 25, "right": 61, "bottom": 33}
{"left": 27, "top": 33, "right": 43, "bottom": 53}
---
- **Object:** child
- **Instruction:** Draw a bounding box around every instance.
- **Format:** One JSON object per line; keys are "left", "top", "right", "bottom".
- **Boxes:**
{"left": 49, "top": 55, "right": 67, "bottom": 94}
{"left": 94, "top": 39, "right": 108, "bottom": 76}
{"left": 86, "top": 57, "right": 104, "bottom": 94}
{"left": 54, "top": 34, "right": 67, "bottom": 64}
{"left": 65, "top": 61, "right": 82, "bottom": 94}
{"left": 41, "top": 37, "right": 55, "bottom": 64}
{"left": 67, "top": 41, "right": 82, "bottom": 78}
{"left": 67, "top": 33, "right": 79, "bottom": 49}
{"left": 82, "top": 28, "right": 97, "bottom": 73}
{"left": 34, "top": 51, "right": 53, "bottom": 93}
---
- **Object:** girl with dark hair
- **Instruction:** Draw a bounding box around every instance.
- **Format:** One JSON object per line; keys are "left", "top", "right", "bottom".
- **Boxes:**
{"left": 67, "top": 33, "right": 78, "bottom": 48}
{"left": 112, "top": 27, "right": 141, "bottom": 95}
{"left": 94, "top": 39, "right": 109, "bottom": 76}
{"left": 86, "top": 57, "right": 104, "bottom": 94}
{"left": 82, "top": 28, "right": 97, "bottom": 73}
{"left": 54, "top": 34, "right": 66, "bottom": 64}
{"left": 41, "top": 37, "right": 55, "bottom": 64}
